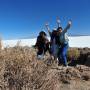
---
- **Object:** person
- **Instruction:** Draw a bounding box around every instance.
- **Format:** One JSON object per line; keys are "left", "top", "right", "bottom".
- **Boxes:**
{"left": 57, "top": 20, "right": 72, "bottom": 66}
{"left": 35, "top": 31, "right": 49, "bottom": 59}
{"left": 45, "top": 23, "right": 59, "bottom": 60}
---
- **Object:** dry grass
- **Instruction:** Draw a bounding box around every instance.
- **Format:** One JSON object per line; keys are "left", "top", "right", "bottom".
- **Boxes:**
{"left": 67, "top": 48, "right": 80, "bottom": 60}
{"left": 0, "top": 37, "right": 2, "bottom": 50}
{"left": 0, "top": 46, "right": 89, "bottom": 90}
{"left": 0, "top": 46, "right": 37, "bottom": 90}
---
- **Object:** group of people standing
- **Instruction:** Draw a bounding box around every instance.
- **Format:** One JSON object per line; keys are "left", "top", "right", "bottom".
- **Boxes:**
{"left": 35, "top": 18, "right": 72, "bottom": 67}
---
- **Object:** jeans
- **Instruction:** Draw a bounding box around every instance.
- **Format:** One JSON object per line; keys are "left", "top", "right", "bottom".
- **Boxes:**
{"left": 58, "top": 43, "right": 69, "bottom": 66}
{"left": 50, "top": 44, "right": 59, "bottom": 58}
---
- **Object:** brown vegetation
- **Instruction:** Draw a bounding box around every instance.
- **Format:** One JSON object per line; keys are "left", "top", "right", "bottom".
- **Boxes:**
{"left": 0, "top": 46, "right": 90, "bottom": 90}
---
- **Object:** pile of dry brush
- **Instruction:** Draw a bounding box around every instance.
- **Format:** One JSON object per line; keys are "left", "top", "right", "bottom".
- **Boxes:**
{"left": 0, "top": 45, "right": 89, "bottom": 90}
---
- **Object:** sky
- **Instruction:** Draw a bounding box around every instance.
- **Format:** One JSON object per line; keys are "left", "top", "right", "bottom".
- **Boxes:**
{"left": 0, "top": 0, "right": 90, "bottom": 39}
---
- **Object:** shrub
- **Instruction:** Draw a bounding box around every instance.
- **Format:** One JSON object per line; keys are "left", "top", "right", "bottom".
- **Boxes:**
{"left": 67, "top": 48, "right": 80, "bottom": 60}
{"left": 0, "top": 37, "right": 2, "bottom": 50}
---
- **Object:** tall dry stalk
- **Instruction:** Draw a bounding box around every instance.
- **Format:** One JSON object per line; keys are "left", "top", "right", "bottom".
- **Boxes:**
{"left": 0, "top": 37, "right": 2, "bottom": 50}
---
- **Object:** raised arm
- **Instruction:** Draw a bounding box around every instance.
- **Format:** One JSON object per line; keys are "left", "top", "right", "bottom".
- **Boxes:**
{"left": 56, "top": 17, "right": 61, "bottom": 28}
{"left": 63, "top": 20, "right": 72, "bottom": 34}
{"left": 45, "top": 23, "right": 52, "bottom": 36}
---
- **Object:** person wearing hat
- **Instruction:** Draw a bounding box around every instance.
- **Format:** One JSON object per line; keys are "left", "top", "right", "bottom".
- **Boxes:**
{"left": 57, "top": 20, "right": 72, "bottom": 66}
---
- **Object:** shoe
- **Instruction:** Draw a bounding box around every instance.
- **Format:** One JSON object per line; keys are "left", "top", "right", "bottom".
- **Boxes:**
{"left": 37, "top": 54, "right": 44, "bottom": 60}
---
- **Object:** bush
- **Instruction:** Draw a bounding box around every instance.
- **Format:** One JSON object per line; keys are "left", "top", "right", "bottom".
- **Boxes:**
{"left": 0, "top": 37, "right": 2, "bottom": 50}
{"left": 67, "top": 48, "right": 80, "bottom": 60}
{"left": 0, "top": 46, "right": 37, "bottom": 90}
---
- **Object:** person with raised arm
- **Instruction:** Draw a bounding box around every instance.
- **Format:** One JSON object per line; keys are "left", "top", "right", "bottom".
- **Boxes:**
{"left": 45, "top": 23, "right": 59, "bottom": 60}
{"left": 57, "top": 20, "right": 72, "bottom": 66}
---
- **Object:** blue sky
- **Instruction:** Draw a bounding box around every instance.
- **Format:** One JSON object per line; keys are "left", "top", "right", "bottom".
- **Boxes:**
{"left": 0, "top": 0, "right": 90, "bottom": 39}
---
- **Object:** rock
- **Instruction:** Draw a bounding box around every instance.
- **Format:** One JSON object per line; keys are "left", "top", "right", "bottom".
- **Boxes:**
{"left": 85, "top": 55, "right": 90, "bottom": 66}
{"left": 79, "top": 50, "right": 88, "bottom": 64}
{"left": 76, "top": 65, "right": 90, "bottom": 71}
{"left": 87, "top": 51, "right": 90, "bottom": 55}
{"left": 83, "top": 47, "right": 89, "bottom": 51}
